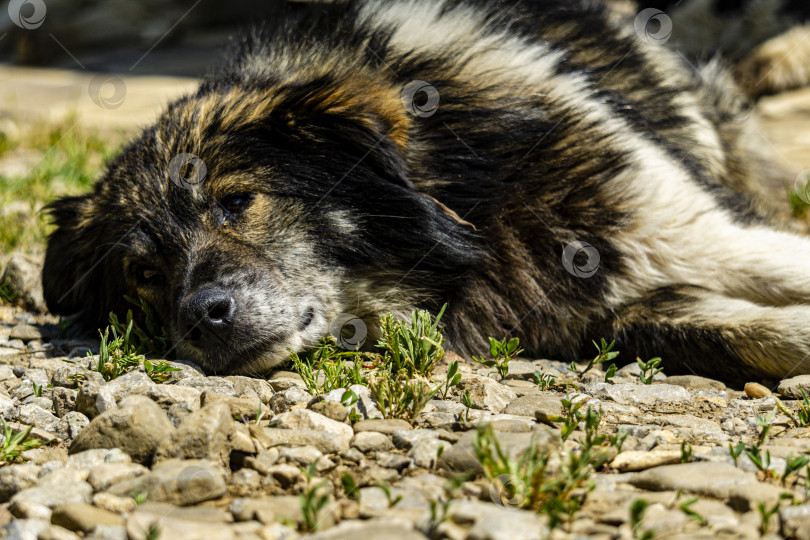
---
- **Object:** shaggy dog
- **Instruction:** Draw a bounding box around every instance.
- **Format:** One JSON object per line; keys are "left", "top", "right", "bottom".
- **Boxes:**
{"left": 42, "top": 0, "right": 810, "bottom": 385}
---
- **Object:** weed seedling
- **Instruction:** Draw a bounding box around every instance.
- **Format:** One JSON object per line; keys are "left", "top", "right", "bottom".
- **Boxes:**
{"left": 568, "top": 338, "right": 619, "bottom": 379}
{"left": 678, "top": 497, "right": 706, "bottom": 526}
{"left": 441, "top": 359, "right": 462, "bottom": 399}
{"left": 473, "top": 336, "right": 523, "bottom": 380}
{"left": 609, "top": 429, "right": 628, "bottom": 453}
{"left": 377, "top": 482, "right": 402, "bottom": 508}
{"left": 461, "top": 389, "right": 473, "bottom": 422}
{"left": 533, "top": 371, "right": 557, "bottom": 390}
{"left": 636, "top": 356, "right": 663, "bottom": 384}
{"left": 341, "top": 473, "right": 360, "bottom": 501}
{"left": 0, "top": 280, "right": 17, "bottom": 304}
{"left": 680, "top": 441, "right": 692, "bottom": 463}
{"left": 299, "top": 461, "right": 330, "bottom": 532}
{"left": 629, "top": 499, "right": 655, "bottom": 540}
{"left": 729, "top": 441, "right": 745, "bottom": 467}
{"left": 143, "top": 359, "right": 181, "bottom": 383}
{"left": 0, "top": 420, "right": 46, "bottom": 462}
{"left": 378, "top": 304, "right": 446, "bottom": 378}
{"left": 782, "top": 453, "right": 810, "bottom": 487}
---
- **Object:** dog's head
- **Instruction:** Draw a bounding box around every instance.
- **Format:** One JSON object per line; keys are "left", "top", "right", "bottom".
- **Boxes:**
{"left": 43, "top": 69, "right": 480, "bottom": 374}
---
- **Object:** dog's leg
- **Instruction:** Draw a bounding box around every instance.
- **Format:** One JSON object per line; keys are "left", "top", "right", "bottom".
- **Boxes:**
{"left": 599, "top": 285, "right": 810, "bottom": 382}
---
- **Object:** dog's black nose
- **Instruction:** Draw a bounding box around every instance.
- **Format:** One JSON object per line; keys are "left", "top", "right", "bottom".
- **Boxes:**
{"left": 179, "top": 287, "right": 236, "bottom": 347}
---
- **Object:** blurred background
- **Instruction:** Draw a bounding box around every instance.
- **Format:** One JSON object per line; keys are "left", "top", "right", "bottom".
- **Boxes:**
{"left": 0, "top": 0, "right": 808, "bottom": 269}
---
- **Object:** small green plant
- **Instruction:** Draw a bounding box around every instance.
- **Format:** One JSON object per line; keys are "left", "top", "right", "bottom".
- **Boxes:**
{"left": 340, "top": 388, "right": 359, "bottom": 407}
{"left": 426, "top": 475, "right": 468, "bottom": 539}
{"left": 473, "top": 336, "right": 522, "bottom": 380}
{"left": 378, "top": 304, "right": 446, "bottom": 378}
{"left": 341, "top": 473, "right": 360, "bottom": 501}
{"left": 729, "top": 441, "right": 745, "bottom": 467}
{"left": 636, "top": 356, "right": 663, "bottom": 384}
{"left": 288, "top": 334, "right": 369, "bottom": 395}
{"left": 32, "top": 382, "right": 42, "bottom": 397}
{"left": 441, "top": 359, "right": 462, "bottom": 399}
{"left": 604, "top": 363, "right": 618, "bottom": 382}
{"left": 680, "top": 441, "right": 692, "bottom": 463}
{"left": 474, "top": 421, "right": 609, "bottom": 530}
{"left": 299, "top": 461, "right": 330, "bottom": 532}
{"left": 777, "top": 388, "right": 810, "bottom": 428}
{"left": 0, "top": 279, "right": 17, "bottom": 304}
{"left": 744, "top": 411, "right": 775, "bottom": 477}
{"left": 757, "top": 494, "right": 793, "bottom": 535}
{"left": 609, "top": 429, "right": 628, "bottom": 453}
{"left": 131, "top": 485, "right": 149, "bottom": 505}
{"left": 376, "top": 482, "right": 402, "bottom": 508}
{"left": 782, "top": 453, "right": 810, "bottom": 487}
{"left": 143, "top": 359, "right": 181, "bottom": 383}
{"left": 115, "top": 296, "right": 172, "bottom": 356}
{"left": 548, "top": 394, "right": 594, "bottom": 442}
{"left": 629, "top": 499, "right": 655, "bottom": 540}
{"left": 145, "top": 524, "right": 161, "bottom": 540}
{"left": 461, "top": 389, "right": 473, "bottom": 422}
{"left": 0, "top": 420, "right": 47, "bottom": 462}
{"left": 533, "top": 371, "right": 557, "bottom": 390}
{"left": 568, "top": 338, "right": 619, "bottom": 379}
{"left": 254, "top": 402, "right": 267, "bottom": 425}
{"left": 678, "top": 496, "right": 707, "bottom": 526}
{"left": 367, "top": 373, "right": 438, "bottom": 425}
{"left": 90, "top": 313, "right": 144, "bottom": 382}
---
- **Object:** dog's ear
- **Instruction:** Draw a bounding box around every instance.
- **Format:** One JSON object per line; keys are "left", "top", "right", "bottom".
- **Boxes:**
{"left": 43, "top": 194, "right": 126, "bottom": 331}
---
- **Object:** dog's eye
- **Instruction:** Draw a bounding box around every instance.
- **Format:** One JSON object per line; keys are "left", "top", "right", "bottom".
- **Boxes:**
{"left": 133, "top": 265, "right": 163, "bottom": 286}
{"left": 221, "top": 194, "right": 252, "bottom": 214}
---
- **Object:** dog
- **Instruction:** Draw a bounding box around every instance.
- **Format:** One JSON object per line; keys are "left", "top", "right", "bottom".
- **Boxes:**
{"left": 42, "top": 0, "right": 810, "bottom": 385}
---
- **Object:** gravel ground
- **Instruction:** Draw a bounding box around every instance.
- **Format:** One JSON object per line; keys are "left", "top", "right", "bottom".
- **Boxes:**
{"left": 2, "top": 257, "right": 810, "bottom": 540}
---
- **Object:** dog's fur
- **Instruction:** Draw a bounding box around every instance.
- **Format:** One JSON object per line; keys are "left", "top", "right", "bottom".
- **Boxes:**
{"left": 42, "top": 0, "right": 810, "bottom": 385}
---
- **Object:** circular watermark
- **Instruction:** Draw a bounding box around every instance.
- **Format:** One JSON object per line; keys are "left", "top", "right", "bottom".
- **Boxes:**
{"left": 177, "top": 464, "right": 218, "bottom": 502}
{"left": 401, "top": 80, "right": 440, "bottom": 118}
{"left": 562, "top": 241, "right": 600, "bottom": 278}
{"left": 329, "top": 313, "right": 367, "bottom": 351}
{"left": 634, "top": 8, "right": 672, "bottom": 45}
{"left": 8, "top": 0, "right": 46, "bottom": 30}
{"left": 169, "top": 153, "right": 207, "bottom": 190}
{"left": 795, "top": 169, "right": 810, "bottom": 204}
{"left": 489, "top": 473, "right": 529, "bottom": 509}
{"left": 88, "top": 74, "right": 127, "bottom": 110}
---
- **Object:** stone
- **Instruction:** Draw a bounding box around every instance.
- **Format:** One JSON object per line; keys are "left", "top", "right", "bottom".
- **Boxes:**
{"left": 354, "top": 419, "right": 412, "bottom": 434}
{"left": 133, "top": 502, "right": 232, "bottom": 523}
{"left": 92, "top": 493, "right": 137, "bottom": 515}
{"left": 440, "top": 428, "right": 557, "bottom": 473}
{"left": 280, "top": 445, "right": 334, "bottom": 472}
{"left": 57, "top": 411, "right": 89, "bottom": 440}
{"left": 502, "top": 360, "right": 539, "bottom": 380}
{"left": 0, "top": 464, "right": 41, "bottom": 502}
{"left": 9, "top": 324, "right": 43, "bottom": 342}
{"left": 450, "top": 500, "right": 547, "bottom": 540}
{"left": 50, "top": 503, "right": 124, "bottom": 533}
{"left": 1, "top": 255, "right": 45, "bottom": 312}
{"left": 17, "top": 404, "right": 59, "bottom": 434}
{"left": 10, "top": 482, "right": 92, "bottom": 509}
{"left": 780, "top": 502, "right": 810, "bottom": 540}
{"left": 107, "top": 459, "right": 225, "bottom": 506}
{"left": 592, "top": 383, "right": 690, "bottom": 406}
{"left": 126, "top": 512, "right": 233, "bottom": 540}
{"left": 306, "top": 520, "right": 428, "bottom": 540}
{"left": 273, "top": 408, "right": 353, "bottom": 452}
{"left": 610, "top": 450, "right": 683, "bottom": 472}
{"left": 144, "top": 384, "right": 202, "bottom": 412}
{"left": 87, "top": 463, "right": 149, "bottom": 491}
{"left": 744, "top": 382, "right": 771, "bottom": 399}
{"left": 51, "top": 388, "right": 76, "bottom": 418}
{"left": 392, "top": 429, "right": 441, "bottom": 450}
{"left": 779, "top": 375, "right": 810, "bottom": 399}
{"left": 38, "top": 526, "right": 82, "bottom": 540}
{"left": 376, "top": 452, "right": 411, "bottom": 471}
{"left": 310, "top": 400, "right": 349, "bottom": 422}
{"left": 267, "top": 371, "right": 306, "bottom": 392}
{"left": 231, "top": 495, "right": 337, "bottom": 529}
{"left": 460, "top": 378, "right": 517, "bottom": 412}
{"left": 2, "top": 519, "right": 50, "bottom": 540}
{"left": 153, "top": 401, "right": 234, "bottom": 467}
{"left": 628, "top": 462, "right": 786, "bottom": 510}
{"left": 503, "top": 393, "right": 562, "bottom": 418}
{"left": 67, "top": 448, "right": 132, "bottom": 470}
{"left": 180, "top": 377, "right": 236, "bottom": 396}
{"left": 323, "top": 385, "right": 381, "bottom": 419}
{"left": 259, "top": 428, "right": 350, "bottom": 454}
{"left": 265, "top": 464, "right": 303, "bottom": 488}
{"left": 69, "top": 395, "right": 175, "bottom": 465}
{"left": 409, "top": 438, "right": 449, "bottom": 469}
{"left": 351, "top": 432, "right": 394, "bottom": 453}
